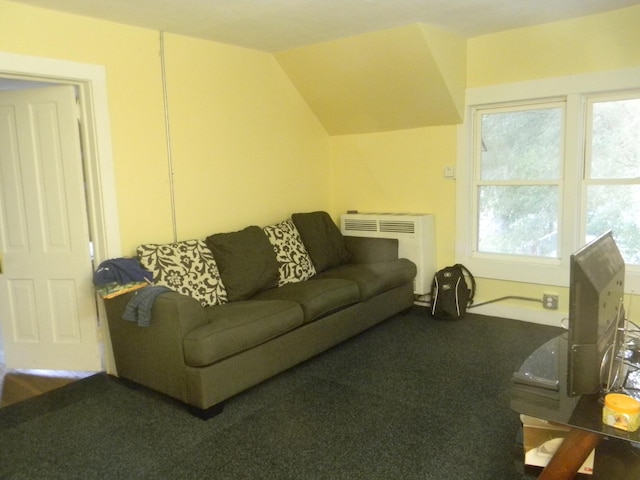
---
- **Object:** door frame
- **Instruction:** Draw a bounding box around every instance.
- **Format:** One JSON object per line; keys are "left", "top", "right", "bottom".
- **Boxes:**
{"left": 0, "top": 52, "right": 121, "bottom": 372}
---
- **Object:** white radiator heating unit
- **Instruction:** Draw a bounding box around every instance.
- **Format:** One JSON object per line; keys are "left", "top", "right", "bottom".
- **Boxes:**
{"left": 340, "top": 213, "right": 436, "bottom": 296}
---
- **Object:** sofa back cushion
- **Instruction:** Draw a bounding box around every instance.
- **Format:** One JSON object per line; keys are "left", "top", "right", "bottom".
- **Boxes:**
{"left": 205, "top": 226, "right": 280, "bottom": 302}
{"left": 291, "top": 211, "right": 350, "bottom": 273}
{"left": 263, "top": 219, "right": 316, "bottom": 286}
{"left": 137, "top": 240, "right": 227, "bottom": 307}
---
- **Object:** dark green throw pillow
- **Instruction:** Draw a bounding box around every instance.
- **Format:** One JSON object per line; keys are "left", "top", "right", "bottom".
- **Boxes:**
{"left": 205, "top": 226, "right": 280, "bottom": 302}
{"left": 291, "top": 211, "right": 350, "bottom": 273}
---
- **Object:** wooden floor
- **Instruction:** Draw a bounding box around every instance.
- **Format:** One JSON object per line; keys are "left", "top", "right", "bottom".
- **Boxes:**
{"left": 0, "top": 364, "right": 92, "bottom": 408}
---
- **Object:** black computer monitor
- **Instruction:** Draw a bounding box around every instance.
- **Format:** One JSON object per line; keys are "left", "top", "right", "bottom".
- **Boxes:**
{"left": 567, "top": 231, "right": 626, "bottom": 396}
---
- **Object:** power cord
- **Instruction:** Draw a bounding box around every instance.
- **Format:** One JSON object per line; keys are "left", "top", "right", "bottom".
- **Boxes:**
{"left": 468, "top": 295, "right": 542, "bottom": 309}
{"left": 414, "top": 295, "right": 542, "bottom": 309}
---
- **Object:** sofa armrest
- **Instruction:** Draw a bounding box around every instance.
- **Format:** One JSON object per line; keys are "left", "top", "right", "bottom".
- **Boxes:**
{"left": 343, "top": 236, "right": 399, "bottom": 264}
{"left": 103, "top": 290, "right": 207, "bottom": 403}
{"left": 105, "top": 290, "right": 208, "bottom": 336}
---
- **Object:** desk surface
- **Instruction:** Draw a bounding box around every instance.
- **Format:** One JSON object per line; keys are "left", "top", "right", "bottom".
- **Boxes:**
{"left": 511, "top": 334, "right": 640, "bottom": 479}
{"left": 511, "top": 333, "right": 640, "bottom": 444}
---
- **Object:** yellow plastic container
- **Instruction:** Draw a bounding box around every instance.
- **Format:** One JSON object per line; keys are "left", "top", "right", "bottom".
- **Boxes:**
{"left": 602, "top": 393, "right": 640, "bottom": 432}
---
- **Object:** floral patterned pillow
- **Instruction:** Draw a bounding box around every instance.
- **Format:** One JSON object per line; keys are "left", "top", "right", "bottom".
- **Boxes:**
{"left": 263, "top": 219, "right": 316, "bottom": 286}
{"left": 137, "top": 240, "right": 227, "bottom": 307}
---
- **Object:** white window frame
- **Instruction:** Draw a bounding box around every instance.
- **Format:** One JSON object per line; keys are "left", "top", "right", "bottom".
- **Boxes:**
{"left": 582, "top": 91, "right": 640, "bottom": 253}
{"left": 472, "top": 100, "right": 566, "bottom": 260}
{"left": 456, "top": 66, "right": 640, "bottom": 294}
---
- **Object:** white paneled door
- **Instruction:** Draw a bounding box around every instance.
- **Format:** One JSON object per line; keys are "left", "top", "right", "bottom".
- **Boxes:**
{"left": 0, "top": 85, "right": 101, "bottom": 371}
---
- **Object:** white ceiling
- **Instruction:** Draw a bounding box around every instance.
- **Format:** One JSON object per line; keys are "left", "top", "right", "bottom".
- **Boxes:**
{"left": 9, "top": 0, "right": 640, "bottom": 52}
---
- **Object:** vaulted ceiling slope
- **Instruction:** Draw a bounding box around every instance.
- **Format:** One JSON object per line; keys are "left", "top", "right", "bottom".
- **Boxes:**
{"left": 8, "top": 0, "right": 639, "bottom": 134}
{"left": 276, "top": 24, "right": 466, "bottom": 135}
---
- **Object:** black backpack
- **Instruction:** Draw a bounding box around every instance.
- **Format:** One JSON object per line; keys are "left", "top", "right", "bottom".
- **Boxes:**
{"left": 430, "top": 264, "right": 475, "bottom": 320}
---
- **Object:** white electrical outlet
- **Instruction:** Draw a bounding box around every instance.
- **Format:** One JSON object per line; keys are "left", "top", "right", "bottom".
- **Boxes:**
{"left": 543, "top": 294, "right": 559, "bottom": 310}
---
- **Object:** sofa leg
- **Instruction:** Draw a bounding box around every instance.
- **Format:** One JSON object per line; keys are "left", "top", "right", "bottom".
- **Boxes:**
{"left": 188, "top": 402, "right": 225, "bottom": 420}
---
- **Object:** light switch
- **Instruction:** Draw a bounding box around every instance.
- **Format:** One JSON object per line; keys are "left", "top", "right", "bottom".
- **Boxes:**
{"left": 443, "top": 166, "right": 456, "bottom": 178}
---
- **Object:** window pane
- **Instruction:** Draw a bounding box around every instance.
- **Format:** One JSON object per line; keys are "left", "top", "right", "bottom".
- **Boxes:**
{"left": 478, "top": 185, "right": 559, "bottom": 257}
{"left": 480, "top": 107, "right": 562, "bottom": 181}
{"left": 586, "top": 185, "right": 640, "bottom": 264}
{"left": 590, "top": 98, "right": 640, "bottom": 179}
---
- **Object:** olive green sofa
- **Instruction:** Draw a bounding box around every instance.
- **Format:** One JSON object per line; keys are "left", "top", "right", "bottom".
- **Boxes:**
{"left": 104, "top": 211, "right": 417, "bottom": 418}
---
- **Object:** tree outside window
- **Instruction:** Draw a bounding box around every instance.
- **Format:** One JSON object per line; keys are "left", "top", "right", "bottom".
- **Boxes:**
{"left": 585, "top": 96, "right": 640, "bottom": 264}
{"left": 475, "top": 104, "right": 563, "bottom": 258}
{"left": 472, "top": 94, "right": 640, "bottom": 266}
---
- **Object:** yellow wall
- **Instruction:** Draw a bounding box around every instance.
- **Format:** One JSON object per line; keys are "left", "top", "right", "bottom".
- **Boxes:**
{"left": 0, "top": 1, "right": 172, "bottom": 251}
{"left": 0, "top": 1, "right": 330, "bottom": 254}
{"left": 163, "top": 34, "right": 328, "bottom": 241}
{"left": 329, "top": 126, "right": 457, "bottom": 268}
{"left": 2, "top": 1, "right": 640, "bottom": 321}
{"left": 467, "top": 6, "right": 640, "bottom": 87}
{"left": 328, "top": 6, "right": 640, "bottom": 320}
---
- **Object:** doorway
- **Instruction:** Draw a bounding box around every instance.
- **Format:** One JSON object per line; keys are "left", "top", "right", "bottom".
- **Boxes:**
{"left": 0, "top": 52, "right": 121, "bottom": 374}
{"left": 0, "top": 79, "right": 64, "bottom": 367}
{"left": 0, "top": 83, "right": 102, "bottom": 370}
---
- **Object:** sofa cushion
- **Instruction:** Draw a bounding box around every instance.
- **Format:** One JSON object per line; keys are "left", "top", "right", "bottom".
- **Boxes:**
{"left": 136, "top": 240, "right": 227, "bottom": 307}
{"left": 291, "top": 211, "right": 350, "bottom": 273}
{"left": 263, "top": 219, "right": 316, "bottom": 286}
{"left": 183, "top": 300, "right": 303, "bottom": 367}
{"left": 252, "top": 278, "right": 359, "bottom": 323}
{"left": 206, "top": 226, "right": 280, "bottom": 302}
{"left": 314, "top": 259, "right": 417, "bottom": 301}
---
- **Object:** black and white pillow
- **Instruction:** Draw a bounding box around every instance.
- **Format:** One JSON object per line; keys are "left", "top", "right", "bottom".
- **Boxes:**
{"left": 137, "top": 240, "right": 227, "bottom": 307}
{"left": 263, "top": 219, "right": 316, "bottom": 286}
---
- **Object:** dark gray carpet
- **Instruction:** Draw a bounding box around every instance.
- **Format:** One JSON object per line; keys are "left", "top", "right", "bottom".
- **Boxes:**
{"left": 0, "top": 308, "right": 562, "bottom": 479}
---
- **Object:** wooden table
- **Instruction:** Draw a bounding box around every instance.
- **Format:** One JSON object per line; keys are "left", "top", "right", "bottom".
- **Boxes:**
{"left": 537, "top": 428, "right": 603, "bottom": 480}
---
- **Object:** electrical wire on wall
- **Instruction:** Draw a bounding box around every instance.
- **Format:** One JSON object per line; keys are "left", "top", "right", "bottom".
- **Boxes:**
{"left": 414, "top": 294, "right": 542, "bottom": 309}
{"left": 159, "top": 31, "right": 178, "bottom": 243}
{"left": 468, "top": 296, "right": 542, "bottom": 309}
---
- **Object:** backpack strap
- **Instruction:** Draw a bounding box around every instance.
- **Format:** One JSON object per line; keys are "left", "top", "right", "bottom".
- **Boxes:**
{"left": 454, "top": 263, "right": 476, "bottom": 306}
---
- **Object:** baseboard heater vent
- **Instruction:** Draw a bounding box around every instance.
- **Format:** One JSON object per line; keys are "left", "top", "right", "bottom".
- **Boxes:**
{"left": 340, "top": 213, "right": 436, "bottom": 295}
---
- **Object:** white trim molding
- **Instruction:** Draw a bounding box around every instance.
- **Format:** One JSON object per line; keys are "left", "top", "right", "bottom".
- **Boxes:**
{"left": 0, "top": 52, "right": 121, "bottom": 372}
{"left": 0, "top": 52, "right": 121, "bottom": 262}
